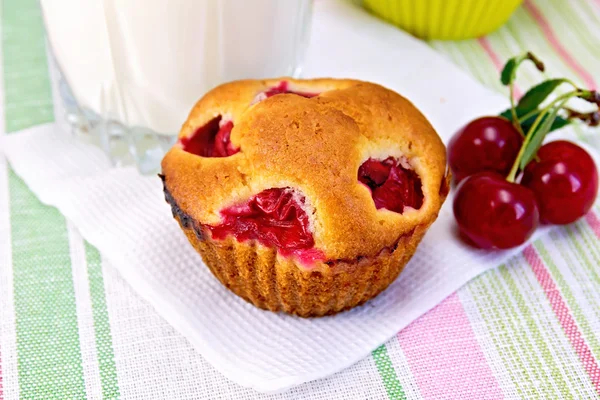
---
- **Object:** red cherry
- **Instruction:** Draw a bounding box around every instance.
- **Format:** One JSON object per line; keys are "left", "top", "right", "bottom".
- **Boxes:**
{"left": 453, "top": 172, "right": 539, "bottom": 249}
{"left": 521, "top": 140, "right": 598, "bottom": 224}
{"left": 448, "top": 116, "right": 523, "bottom": 183}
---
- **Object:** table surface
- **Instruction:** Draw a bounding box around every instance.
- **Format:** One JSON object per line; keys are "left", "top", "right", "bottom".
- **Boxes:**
{"left": 1, "top": 0, "right": 600, "bottom": 399}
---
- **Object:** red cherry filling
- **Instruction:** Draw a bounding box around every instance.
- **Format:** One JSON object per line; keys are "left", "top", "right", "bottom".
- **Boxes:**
{"left": 180, "top": 116, "right": 239, "bottom": 157}
{"left": 208, "top": 188, "right": 324, "bottom": 263}
{"left": 262, "top": 81, "right": 320, "bottom": 99}
{"left": 358, "top": 157, "right": 424, "bottom": 213}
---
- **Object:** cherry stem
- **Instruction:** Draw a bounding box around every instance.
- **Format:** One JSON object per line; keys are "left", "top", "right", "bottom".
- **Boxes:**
{"left": 509, "top": 84, "right": 526, "bottom": 138}
{"left": 506, "top": 92, "right": 579, "bottom": 183}
{"left": 517, "top": 108, "right": 544, "bottom": 124}
{"left": 516, "top": 80, "right": 581, "bottom": 124}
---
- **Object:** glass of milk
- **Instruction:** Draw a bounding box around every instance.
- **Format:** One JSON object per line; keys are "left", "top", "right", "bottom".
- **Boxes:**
{"left": 41, "top": 0, "right": 313, "bottom": 174}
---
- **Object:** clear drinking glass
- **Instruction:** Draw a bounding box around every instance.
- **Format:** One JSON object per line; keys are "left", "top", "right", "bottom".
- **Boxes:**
{"left": 41, "top": 0, "right": 313, "bottom": 174}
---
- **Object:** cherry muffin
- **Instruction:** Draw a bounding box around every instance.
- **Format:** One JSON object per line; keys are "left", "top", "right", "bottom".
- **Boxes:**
{"left": 161, "top": 78, "right": 449, "bottom": 317}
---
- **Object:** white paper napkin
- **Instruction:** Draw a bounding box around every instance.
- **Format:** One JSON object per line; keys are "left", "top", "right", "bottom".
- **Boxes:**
{"left": 0, "top": 0, "right": 582, "bottom": 393}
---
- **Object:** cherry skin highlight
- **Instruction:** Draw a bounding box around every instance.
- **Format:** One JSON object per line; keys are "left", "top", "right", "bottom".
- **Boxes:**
{"left": 208, "top": 188, "right": 324, "bottom": 263}
{"left": 180, "top": 117, "right": 239, "bottom": 157}
{"left": 521, "top": 140, "right": 599, "bottom": 225}
{"left": 448, "top": 116, "right": 523, "bottom": 183}
{"left": 453, "top": 172, "right": 539, "bottom": 249}
{"left": 358, "top": 157, "right": 423, "bottom": 213}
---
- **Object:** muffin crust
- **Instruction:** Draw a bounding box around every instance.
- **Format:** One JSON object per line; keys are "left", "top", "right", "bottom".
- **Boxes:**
{"left": 162, "top": 78, "right": 448, "bottom": 260}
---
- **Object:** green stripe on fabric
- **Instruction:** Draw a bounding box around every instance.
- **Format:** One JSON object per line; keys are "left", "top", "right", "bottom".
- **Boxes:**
{"left": 8, "top": 169, "right": 86, "bottom": 399}
{"left": 2, "top": 0, "right": 54, "bottom": 132}
{"left": 470, "top": 261, "right": 581, "bottom": 399}
{"left": 498, "top": 261, "right": 573, "bottom": 398}
{"left": 85, "top": 242, "right": 120, "bottom": 399}
{"left": 558, "top": 227, "right": 600, "bottom": 324}
{"left": 545, "top": 0, "right": 599, "bottom": 57}
{"left": 563, "top": 227, "right": 600, "bottom": 316}
{"left": 508, "top": 8, "right": 589, "bottom": 86}
{"left": 372, "top": 345, "right": 407, "bottom": 400}
{"left": 490, "top": 264, "right": 555, "bottom": 394}
{"left": 500, "top": 24, "right": 547, "bottom": 84}
{"left": 464, "top": 41, "right": 504, "bottom": 88}
{"left": 3, "top": 0, "right": 93, "bottom": 397}
{"left": 467, "top": 279, "right": 518, "bottom": 391}
{"left": 477, "top": 268, "right": 546, "bottom": 397}
{"left": 539, "top": 236, "right": 600, "bottom": 361}
{"left": 534, "top": 0, "right": 600, "bottom": 77}
{"left": 575, "top": 0, "right": 600, "bottom": 26}
{"left": 428, "top": 40, "right": 500, "bottom": 91}
{"left": 566, "top": 225, "right": 600, "bottom": 287}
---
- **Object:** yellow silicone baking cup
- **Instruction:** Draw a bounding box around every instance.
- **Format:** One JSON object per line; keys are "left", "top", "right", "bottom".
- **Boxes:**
{"left": 363, "top": 0, "right": 523, "bottom": 40}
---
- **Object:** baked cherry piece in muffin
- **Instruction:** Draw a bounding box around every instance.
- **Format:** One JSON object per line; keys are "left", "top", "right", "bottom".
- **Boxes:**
{"left": 161, "top": 78, "right": 450, "bottom": 317}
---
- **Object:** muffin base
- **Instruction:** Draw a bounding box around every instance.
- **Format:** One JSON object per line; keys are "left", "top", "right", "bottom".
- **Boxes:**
{"left": 162, "top": 173, "right": 429, "bottom": 317}
{"left": 185, "top": 227, "right": 426, "bottom": 317}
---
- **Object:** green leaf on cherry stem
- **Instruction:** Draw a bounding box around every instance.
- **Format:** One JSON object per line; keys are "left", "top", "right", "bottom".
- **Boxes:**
{"left": 500, "top": 52, "right": 545, "bottom": 86}
{"left": 500, "top": 58, "right": 519, "bottom": 86}
{"left": 499, "top": 108, "right": 570, "bottom": 133}
{"left": 499, "top": 77, "right": 572, "bottom": 135}
{"left": 515, "top": 78, "right": 569, "bottom": 115}
{"left": 519, "top": 106, "right": 563, "bottom": 170}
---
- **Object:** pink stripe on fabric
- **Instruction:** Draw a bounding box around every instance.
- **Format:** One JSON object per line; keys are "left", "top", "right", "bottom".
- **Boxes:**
{"left": 524, "top": 245, "right": 600, "bottom": 395}
{"left": 477, "top": 37, "right": 523, "bottom": 98}
{"left": 585, "top": 211, "right": 600, "bottom": 239}
{"left": 524, "top": 0, "right": 597, "bottom": 90}
{"left": 397, "top": 293, "right": 504, "bottom": 399}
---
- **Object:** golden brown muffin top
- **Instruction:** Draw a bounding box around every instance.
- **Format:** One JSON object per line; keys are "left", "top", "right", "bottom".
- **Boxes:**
{"left": 161, "top": 78, "right": 448, "bottom": 261}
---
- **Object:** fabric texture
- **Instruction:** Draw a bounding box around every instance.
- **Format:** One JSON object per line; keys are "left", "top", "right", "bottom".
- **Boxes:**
{"left": 1, "top": 0, "right": 600, "bottom": 398}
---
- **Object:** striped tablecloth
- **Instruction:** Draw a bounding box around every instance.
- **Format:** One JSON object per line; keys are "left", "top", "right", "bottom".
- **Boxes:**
{"left": 1, "top": 0, "right": 600, "bottom": 399}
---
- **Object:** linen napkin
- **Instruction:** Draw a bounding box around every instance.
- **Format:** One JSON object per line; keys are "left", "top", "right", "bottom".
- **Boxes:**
{"left": 0, "top": 0, "right": 589, "bottom": 393}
